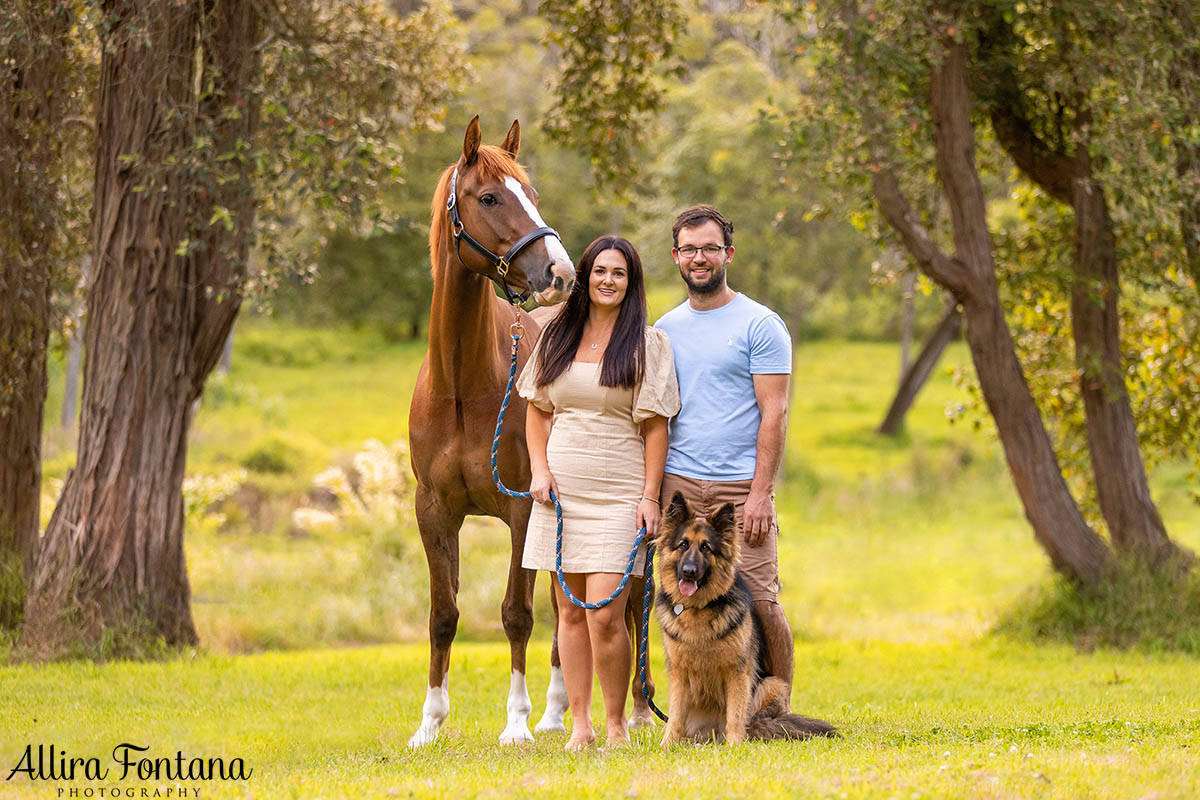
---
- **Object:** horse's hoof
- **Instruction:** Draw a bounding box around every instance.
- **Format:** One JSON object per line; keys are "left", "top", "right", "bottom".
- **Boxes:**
{"left": 629, "top": 710, "right": 657, "bottom": 729}
{"left": 534, "top": 713, "right": 567, "bottom": 733}
{"left": 408, "top": 723, "right": 440, "bottom": 748}
{"left": 499, "top": 724, "right": 535, "bottom": 745}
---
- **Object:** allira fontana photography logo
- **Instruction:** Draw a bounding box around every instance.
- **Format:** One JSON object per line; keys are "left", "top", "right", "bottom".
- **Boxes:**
{"left": 6, "top": 744, "right": 252, "bottom": 795}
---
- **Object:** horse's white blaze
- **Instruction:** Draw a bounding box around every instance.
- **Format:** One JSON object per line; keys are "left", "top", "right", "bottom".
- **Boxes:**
{"left": 534, "top": 665, "right": 569, "bottom": 733}
{"left": 408, "top": 674, "right": 450, "bottom": 748}
{"left": 503, "top": 176, "right": 573, "bottom": 270}
{"left": 499, "top": 670, "right": 535, "bottom": 745}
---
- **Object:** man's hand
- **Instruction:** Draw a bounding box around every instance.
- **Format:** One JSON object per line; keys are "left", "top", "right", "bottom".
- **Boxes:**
{"left": 742, "top": 488, "right": 775, "bottom": 547}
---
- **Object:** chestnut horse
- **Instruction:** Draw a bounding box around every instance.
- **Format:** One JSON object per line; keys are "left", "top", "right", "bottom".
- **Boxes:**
{"left": 407, "top": 117, "right": 576, "bottom": 747}
{"left": 408, "top": 117, "right": 657, "bottom": 747}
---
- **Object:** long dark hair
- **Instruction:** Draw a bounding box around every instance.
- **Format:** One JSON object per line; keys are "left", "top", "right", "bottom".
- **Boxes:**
{"left": 534, "top": 235, "right": 647, "bottom": 390}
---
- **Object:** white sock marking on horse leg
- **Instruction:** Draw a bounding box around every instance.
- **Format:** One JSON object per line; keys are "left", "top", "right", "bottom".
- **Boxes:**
{"left": 499, "top": 670, "right": 534, "bottom": 745}
{"left": 408, "top": 673, "right": 449, "bottom": 748}
{"left": 534, "top": 665, "right": 569, "bottom": 733}
{"left": 503, "top": 176, "right": 573, "bottom": 268}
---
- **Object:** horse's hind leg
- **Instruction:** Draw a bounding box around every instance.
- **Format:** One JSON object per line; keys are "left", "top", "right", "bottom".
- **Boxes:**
{"left": 408, "top": 487, "right": 464, "bottom": 748}
{"left": 535, "top": 582, "right": 568, "bottom": 733}
{"left": 628, "top": 573, "right": 657, "bottom": 728}
{"left": 499, "top": 501, "right": 537, "bottom": 744}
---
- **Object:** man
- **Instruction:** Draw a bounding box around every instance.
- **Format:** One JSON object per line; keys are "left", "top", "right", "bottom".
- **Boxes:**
{"left": 654, "top": 203, "right": 794, "bottom": 700}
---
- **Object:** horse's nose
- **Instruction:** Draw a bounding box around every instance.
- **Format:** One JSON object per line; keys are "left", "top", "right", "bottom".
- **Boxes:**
{"left": 550, "top": 270, "right": 574, "bottom": 294}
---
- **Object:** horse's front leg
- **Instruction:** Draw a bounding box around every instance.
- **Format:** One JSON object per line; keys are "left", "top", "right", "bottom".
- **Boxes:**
{"left": 534, "top": 583, "right": 568, "bottom": 733}
{"left": 628, "top": 573, "right": 657, "bottom": 728}
{"left": 409, "top": 487, "right": 464, "bottom": 748}
{"left": 499, "top": 499, "right": 537, "bottom": 745}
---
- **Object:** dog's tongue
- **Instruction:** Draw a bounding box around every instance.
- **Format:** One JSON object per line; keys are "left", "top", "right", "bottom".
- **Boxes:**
{"left": 678, "top": 580, "right": 698, "bottom": 597}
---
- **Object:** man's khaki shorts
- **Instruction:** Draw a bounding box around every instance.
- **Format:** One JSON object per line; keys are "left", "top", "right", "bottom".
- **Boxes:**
{"left": 659, "top": 473, "right": 781, "bottom": 603}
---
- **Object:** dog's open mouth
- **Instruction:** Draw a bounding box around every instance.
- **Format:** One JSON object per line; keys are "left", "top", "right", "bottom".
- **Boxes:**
{"left": 678, "top": 579, "right": 698, "bottom": 597}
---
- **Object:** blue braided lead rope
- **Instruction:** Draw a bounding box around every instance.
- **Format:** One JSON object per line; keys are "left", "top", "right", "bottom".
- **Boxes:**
{"left": 639, "top": 544, "right": 669, "bottom": 722}
{"left": 491, "top": 326, "right": 668, "bottom": 722}
{"left": 491, "top": 329, "right": 645, "bottom": 610}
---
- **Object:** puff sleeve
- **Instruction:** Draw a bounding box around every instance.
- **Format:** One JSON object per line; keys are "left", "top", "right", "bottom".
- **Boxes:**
{"left": 633, "top": 327, "right": 681, "bottom": 422}
{"left": 516, "top": 334, "right": 554, "bottom": 413}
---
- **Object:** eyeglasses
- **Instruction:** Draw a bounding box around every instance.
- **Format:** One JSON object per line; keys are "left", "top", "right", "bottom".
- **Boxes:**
{"left": 675, "top": 244, "right": 727, "bottom": 259}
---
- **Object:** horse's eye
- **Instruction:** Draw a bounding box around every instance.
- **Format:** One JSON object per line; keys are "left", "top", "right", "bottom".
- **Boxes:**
{"left": 480, "top": 194, "right": 498, "bottom": 207}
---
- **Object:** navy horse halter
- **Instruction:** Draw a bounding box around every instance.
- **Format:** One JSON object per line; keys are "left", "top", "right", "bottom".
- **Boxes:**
{"left": 446, "top": 165, "right": 564, "bottom": 306}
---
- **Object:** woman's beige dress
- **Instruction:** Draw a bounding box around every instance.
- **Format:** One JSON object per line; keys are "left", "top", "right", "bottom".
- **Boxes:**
{"left": 517, "top": 326, "right": 680, "bottom": 575}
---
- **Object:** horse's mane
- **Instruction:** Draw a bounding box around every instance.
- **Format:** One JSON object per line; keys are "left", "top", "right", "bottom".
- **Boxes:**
{"left": 429, "top": 145, "right": 532, "bottom": 271}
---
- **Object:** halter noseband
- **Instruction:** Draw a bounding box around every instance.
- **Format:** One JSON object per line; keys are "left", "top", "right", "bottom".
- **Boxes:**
{"left": 446, "top": 165, "right": 563, "bottom": 306}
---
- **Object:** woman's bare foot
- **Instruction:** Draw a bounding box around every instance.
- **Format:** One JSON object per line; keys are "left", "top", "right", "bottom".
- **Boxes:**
{"left": 565, "top": 728, "right": 596, "bottom": 751}
{"left": 604, "top": 719, "right": 630, "bottom": 748}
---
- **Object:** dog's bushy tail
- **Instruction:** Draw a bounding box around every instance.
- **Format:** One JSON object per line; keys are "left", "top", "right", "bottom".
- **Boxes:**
{"left": 747, "top": 710, "right": 838, "bottom": 741}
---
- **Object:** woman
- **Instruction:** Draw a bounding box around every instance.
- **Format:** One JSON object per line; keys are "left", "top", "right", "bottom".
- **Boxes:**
{"left": 517, "top": 235, "right": 680, "bottom": 750}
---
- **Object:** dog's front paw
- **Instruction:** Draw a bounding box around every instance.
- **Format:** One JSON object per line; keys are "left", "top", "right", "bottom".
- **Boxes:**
{"left": 660, "top": 728, "right": 681, "bottom": 749}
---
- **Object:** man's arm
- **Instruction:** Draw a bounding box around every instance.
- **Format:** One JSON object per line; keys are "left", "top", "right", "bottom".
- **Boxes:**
{"left": 744, "top": 373, "right": 789, "bottom": 547}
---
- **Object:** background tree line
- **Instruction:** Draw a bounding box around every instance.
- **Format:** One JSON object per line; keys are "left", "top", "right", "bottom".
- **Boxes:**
{"left": 0, "top": 0, "right": 1196, "bottom": 658}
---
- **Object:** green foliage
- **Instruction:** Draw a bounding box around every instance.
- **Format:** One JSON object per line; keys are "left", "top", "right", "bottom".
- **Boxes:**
{"left": 240, "top": 436, "right": 305, "bottom": 476}
{"left": 272, "top": 224, "right": 433, "bottom": 340}
{"left": 246, "top": 0, "right": 466, "bottom": 292}
{"left": 540, "top": 0, "right": 684, "bottom": 190}
{"left": 999, "top": 559, "right": 1200, "bottom": 654}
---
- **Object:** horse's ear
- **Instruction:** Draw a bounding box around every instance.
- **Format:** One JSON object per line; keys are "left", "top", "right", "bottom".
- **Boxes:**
{"left": 463, "top": 115, "right": 481, "bottom": 165}
{"left": 500, "top": 119, "right": 521, "bottom": 158}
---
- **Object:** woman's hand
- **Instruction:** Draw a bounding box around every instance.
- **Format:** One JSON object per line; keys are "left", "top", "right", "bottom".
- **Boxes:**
{"left": 529, "top": 468, "right": 559, "bottom": 506}
{"left": 637, "top": 497, "right": 661, "bottom": 540}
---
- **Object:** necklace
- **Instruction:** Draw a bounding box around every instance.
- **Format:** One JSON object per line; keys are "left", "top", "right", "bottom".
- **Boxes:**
{"left": 590, "top": 343, "right": 599, "bottom": 350}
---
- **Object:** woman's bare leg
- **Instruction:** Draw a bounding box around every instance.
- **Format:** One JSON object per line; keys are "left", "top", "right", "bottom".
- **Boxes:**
{"left": 554, "top": 573, "right": 595, "bottom": 750}
{"left": 585, "top": 573, "right": 631, "bottom": 746}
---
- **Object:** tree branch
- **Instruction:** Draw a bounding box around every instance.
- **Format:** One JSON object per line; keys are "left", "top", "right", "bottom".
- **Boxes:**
{"left": 972, "top": 6, "right": 1076, "bottom": 204}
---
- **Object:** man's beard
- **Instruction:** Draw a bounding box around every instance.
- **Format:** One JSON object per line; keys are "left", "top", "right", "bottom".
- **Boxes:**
{"left": 679, "top": 261, "right": 727, "bottom": 295}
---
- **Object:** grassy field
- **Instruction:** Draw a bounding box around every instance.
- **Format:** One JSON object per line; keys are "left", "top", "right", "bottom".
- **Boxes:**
{"left": 10, "top": 316, "right": 1200, "bottom": 798}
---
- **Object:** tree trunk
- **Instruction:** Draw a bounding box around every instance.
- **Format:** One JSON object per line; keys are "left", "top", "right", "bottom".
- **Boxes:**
{"left": 23, "top": 0, "right": 260, "bottom": 657}
{"left": 878, "top": 298, "right": 960, "bottom": 437}
{"left": 973, "top": 5, "right": 1185, "bottom": 567}
{"left": 0, "top": 0, "right": 73, "bottom": 628}
{"left": 1168, "top": 0, "right": 1200, "bottom": 289}
{"left": 927, "top": 42, "right": 1110, "bottom": 585}
{"left": 1070, "top": 168, "right": 1183, "bottom": 565}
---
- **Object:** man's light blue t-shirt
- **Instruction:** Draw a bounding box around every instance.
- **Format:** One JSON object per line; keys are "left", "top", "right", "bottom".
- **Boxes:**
{"left": 655, "top": 293, "right": 791, "bottom": 481}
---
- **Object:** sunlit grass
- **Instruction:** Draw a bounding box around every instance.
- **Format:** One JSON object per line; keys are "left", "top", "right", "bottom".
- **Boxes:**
{"left": 3, "top": 640, "right": 1198, "bottom": 799}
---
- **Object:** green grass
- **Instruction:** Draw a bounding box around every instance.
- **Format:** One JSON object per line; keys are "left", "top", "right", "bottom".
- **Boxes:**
{"left": 3, "top": 640, "right": 1199, "bottom": 798}
{"left": 17, "top": 317, "right": 1200, "bottom": 798}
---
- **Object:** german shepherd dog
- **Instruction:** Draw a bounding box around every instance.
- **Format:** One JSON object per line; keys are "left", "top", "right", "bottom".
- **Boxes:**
{"left": 656, "top": 491, "right": 837, "bottom": 745}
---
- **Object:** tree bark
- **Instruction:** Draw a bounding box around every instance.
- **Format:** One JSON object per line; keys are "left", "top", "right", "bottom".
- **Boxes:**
{"left": 878, "top": 298, "right": 960, "bottom": 437}
{"left": 848, "top": 13, "right": 1111, "bottom": 583}
{"left": 1070, "top": 166, "right": 1182, "bottom": 565}
{"left": 926, "top": 41, "right": 1111, "bottom": 584}
{"left": 974, "top": 7, "right": 1185, "bottom": 567}
{"left": 0, "top": 1, "right": 73, "bottom": 628}
{"left": 23, "top": 0, "right": 260, "bottom": 656}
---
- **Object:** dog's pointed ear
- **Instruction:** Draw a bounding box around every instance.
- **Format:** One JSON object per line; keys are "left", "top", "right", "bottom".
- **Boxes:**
{"left": 664, "top": 491, "right": 689, "bottom": 529}
{"left": 708, "top": 502, "right": 737, "bottom": 540}
{"left": 463, "top": 115, "right": 481, "bottom": 165}
{"left": 500, "top": 119, "right": 521, "bottom": 158}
